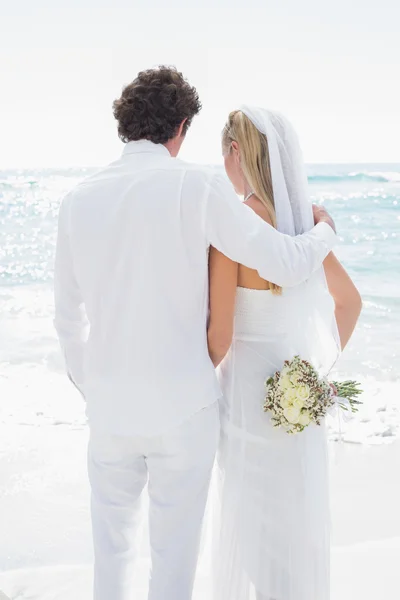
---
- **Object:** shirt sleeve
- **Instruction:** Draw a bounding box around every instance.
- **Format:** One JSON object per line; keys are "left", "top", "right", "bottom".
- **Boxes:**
{"left": 53, "top": 194, "right": 89, "bottom": 395}
{"left": 205, "top": 174, "right": 337, "bottom": 287}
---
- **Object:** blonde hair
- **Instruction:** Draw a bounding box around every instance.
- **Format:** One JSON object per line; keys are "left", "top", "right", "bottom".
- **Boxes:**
{"left": 222, "top": 110, "right": 281, "bottom": 294}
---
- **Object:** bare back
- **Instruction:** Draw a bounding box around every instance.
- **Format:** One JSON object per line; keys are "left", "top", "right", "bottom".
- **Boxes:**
{"left": 238, "top": 195, "right": 273, "bottom": 290}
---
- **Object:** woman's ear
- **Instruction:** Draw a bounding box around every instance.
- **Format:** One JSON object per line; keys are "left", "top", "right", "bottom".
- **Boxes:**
{"left": 231, "top": 141, "right": 240, "bottom": 163}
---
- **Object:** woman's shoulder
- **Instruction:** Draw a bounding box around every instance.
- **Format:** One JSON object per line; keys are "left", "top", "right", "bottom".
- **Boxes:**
{"left": 244, "top": 195, "right": 273, "bottom": 226}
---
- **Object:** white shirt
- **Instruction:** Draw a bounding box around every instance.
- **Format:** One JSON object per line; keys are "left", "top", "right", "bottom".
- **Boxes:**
{"left": 54, "top": 140, "right": 336, "bottom": 436}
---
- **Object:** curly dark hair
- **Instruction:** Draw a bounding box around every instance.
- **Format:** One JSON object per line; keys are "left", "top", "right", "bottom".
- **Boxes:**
{"left": 113, "top": 66, "right": 202, "bottom": 145}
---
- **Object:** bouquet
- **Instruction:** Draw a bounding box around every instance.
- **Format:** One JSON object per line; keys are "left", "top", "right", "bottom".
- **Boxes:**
{"left": 264, "top": 355, "right": 362, "bottom": 434}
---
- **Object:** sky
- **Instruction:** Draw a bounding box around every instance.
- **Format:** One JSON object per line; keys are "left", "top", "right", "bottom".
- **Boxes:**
{"left": 0, "top": 0, "right": 399, "bottom": 167}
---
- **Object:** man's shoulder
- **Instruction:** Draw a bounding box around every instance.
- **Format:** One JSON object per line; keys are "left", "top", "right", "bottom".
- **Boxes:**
{"left": 172, "top": 160, "right": 228, "bottom": 186}
{"left": 61, "top": 160, "right": 229, "bottom": 208}
{"left": 175, "top": 159, "right": 223, "bottom": 175}
{"left": 60, "top": 162, "right": 121, "bottom": 202}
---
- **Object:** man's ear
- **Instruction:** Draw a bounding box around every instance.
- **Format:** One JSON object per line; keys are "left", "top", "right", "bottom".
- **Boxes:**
{"left": 177, "top": 118, "right": 188, "bottom": 137}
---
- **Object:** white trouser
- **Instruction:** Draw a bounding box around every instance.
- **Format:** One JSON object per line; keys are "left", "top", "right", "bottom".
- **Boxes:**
{"left": 88, "top": 402, "right": 219, "bottom": 600}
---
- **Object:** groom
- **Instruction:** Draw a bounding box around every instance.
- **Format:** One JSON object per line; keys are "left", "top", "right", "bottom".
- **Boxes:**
{"left": 54, "top": 66, "right": 336, "bottom": 600}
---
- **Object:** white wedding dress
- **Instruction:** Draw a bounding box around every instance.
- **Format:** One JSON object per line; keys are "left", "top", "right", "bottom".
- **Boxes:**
{"left": 213, "top": 284, "right": 334, "bottom": 600}
{"left": 211, "top": 107, "right": 341, "bottom": 600}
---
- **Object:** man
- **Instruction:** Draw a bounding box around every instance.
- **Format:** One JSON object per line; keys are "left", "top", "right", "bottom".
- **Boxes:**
{"left": 54, "top": 66, "right": 336, "bottom": 600}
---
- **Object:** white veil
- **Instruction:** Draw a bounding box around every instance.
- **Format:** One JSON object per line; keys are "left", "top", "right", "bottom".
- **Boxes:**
{"left": 240, "top": 105, "right": 341, "bottom": 373}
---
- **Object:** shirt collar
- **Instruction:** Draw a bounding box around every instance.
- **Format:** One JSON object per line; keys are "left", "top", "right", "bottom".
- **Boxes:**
{"left": 122, "top": 139, "right": 171, "bottom": 157}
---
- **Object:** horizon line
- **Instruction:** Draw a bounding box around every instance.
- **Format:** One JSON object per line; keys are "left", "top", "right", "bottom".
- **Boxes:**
{"left": 1, "top": 161, "right": 400, "bottom": 171}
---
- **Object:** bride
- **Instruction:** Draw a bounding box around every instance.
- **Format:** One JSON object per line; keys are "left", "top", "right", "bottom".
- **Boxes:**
{"left": 207, "top": 107, "right": 362, "bottom": 600}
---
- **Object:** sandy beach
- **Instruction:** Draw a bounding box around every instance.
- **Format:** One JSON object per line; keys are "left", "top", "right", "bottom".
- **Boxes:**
{"left": 0, "top": 399, "right": 399, "bottom": 599}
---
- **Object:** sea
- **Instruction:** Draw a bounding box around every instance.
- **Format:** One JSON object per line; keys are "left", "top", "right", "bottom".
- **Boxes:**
{"left": 0, "top": 163, "right": 399, "bottom": 444}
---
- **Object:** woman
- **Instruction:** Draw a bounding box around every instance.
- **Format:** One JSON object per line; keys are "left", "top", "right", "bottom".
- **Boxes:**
{"left": 208, "top": 107, "right": 362, "bottom": 600}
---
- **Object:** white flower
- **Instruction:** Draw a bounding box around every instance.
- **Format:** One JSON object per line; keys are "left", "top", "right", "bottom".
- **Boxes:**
{"left": 292, "top": 397, "right": 305, "bottom": 410}
{"left": 285, "top": 387, "right": 299, "bottom": 404}
{"left": 283, "top": 405, "right": 301, "bottom": 424}
{"left": 296, "top": 385, "right": 310, "bottom": 402}
{"left": 280, "top": 396, "right": 292, "bottom": 408}
{"left": 279, "top": 373, "right": 292, "bottom": 392}
{"left": 298, "top": 411, "right": 312, "bottom": 427}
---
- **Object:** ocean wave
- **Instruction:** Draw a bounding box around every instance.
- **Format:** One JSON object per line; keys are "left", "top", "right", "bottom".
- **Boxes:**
{"left": 0, "top": 178, "right": 38, "bottom": 189}
{"left": 308, "top": 171, "right": 400, "bottom": 184}
{"left": 0, "top": 176, "right": 82, "bottom": 191}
